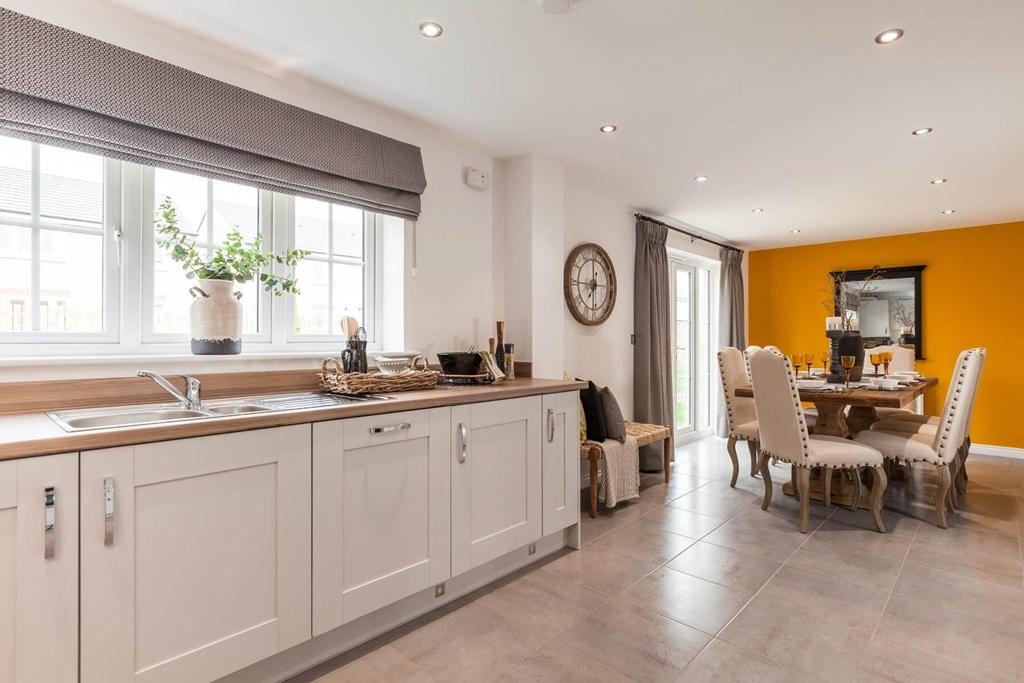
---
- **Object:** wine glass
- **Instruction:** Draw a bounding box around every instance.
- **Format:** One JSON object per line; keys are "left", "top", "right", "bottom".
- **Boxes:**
{"left": 790, "top": 354, "right": 802, "bottom": 377}
{"left": 803, "top": 353, "right": 816, "bottom": 379}
{"left": 869, "top": 352, "right": 882, "bottom": 377}
{"left": 819, "top": 350, "right": 830, "bottom": 375}
{"left": 881, "top": 351, "right": 893, "bottom": 377}
{"left": 840, "top": 355, "right": 856, "bottom": 389}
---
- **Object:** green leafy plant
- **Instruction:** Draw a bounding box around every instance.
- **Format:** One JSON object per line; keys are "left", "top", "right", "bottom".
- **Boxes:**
{"left": 155, "top": 196, "right": 309, "bottom": 296}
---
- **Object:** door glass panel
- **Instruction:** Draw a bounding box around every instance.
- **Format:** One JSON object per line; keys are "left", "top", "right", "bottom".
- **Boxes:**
{"left": 674, "top": 268, "right": 693, "bottom": 432}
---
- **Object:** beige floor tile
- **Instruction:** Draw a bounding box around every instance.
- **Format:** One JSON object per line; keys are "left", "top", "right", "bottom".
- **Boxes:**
{"left": 876, "top": 594, "right": 1024, "bottom": 676}
{"left": 556, "top": 598, "right": 711, "bottom": 682}
{"left": 389, "top": 602, "right": 548, "bottom": 682}
{"left": 811, "top": 514, "right": 918, "bottom": 562}
{"left": 620, "top": 566, "right": 751, "bottom": 635}
{"left": 310, "top": 645, "right": 434, "bottom": 683}
{"left": 496, "top": 640, "right": 636, "bottom": 683}
{"left": 719, "top": 566, "right": 887, "bottom": 682}
{"left": 854, "top": 636, "right": 1002, "bottom": 683}
{"left": 638, "top": 505, "right": 729, "bottom": 538}
{"left": 475, "top": 567, "right": 606, "bottom": 639}
{"left": 665, "top": 474, "right": 712, "bottom": 496}
{"left": 786, "top": 538, "right": 903, "bottom": 592}
{"left": 541, "top": 544, "right": 660, "bottom": 596}
{"left": 906, "top": 524, "right": 1023, "bottom": 588}
{"left": 893, "top": 562, "right": 1024, "bottom": 629}
{"left": 592, "top": 523, "right": 697, "bottom": 564}
{"left": 701, "top": 517, "right": 810, "bottom": 563}
{"left": 676, "top": 638, "right": 818, "bottom": 682}
{"left": 666, "top": 541, "right": 781, "bottom": 596}
{"left": 669, "top": 487, "right": 757, "bottom": 519}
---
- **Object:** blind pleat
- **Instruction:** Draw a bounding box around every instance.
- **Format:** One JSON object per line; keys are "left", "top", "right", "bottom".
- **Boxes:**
{"left": 0, "top": 8, "right": 426, "bottom": 219}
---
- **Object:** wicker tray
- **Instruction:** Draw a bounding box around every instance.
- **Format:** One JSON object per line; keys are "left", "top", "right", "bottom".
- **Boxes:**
{"left": 320, "top": 358, "right": 440, "bottom": 395}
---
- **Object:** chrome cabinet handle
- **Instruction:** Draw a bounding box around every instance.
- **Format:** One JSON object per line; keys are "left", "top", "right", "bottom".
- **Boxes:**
{"left": 44, "top": 486, "right": 56, "bottom": 559}
{"left": 547, "top": 408, "right": 555, "bottom": 443}
{"left": 103, "top": 478, "right": 115, "bottom": 546}
{"left": 457, "top": 423, "right": 468, "bottom": 464}
{"left": 370, "top": 422, "right": 412, "bottom": 434}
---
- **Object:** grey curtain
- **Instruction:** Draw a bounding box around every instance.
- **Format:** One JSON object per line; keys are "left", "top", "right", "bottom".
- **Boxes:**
{"left": 0, "top": 8, "right": 426, "bottom": 219}
{"left": 633, "top": 219, "right": 672, "bottom": 471}
{"left": 717, "top": 247, "right": 746, "bottom": 436}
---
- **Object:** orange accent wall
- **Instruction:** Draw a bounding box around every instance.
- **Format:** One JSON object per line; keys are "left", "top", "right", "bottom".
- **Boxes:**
{"left": 748, "top": 221, "right": 1023, "bottom": 449}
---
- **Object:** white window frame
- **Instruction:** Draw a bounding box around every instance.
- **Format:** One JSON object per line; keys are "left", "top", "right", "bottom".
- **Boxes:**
{"left": 0, "top": 144, "right": 121, "bottom": 348}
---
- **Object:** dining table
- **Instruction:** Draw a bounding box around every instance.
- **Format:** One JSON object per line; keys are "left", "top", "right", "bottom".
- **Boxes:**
{"left": 735, "top": 374, "right": 939, "bottom": 507}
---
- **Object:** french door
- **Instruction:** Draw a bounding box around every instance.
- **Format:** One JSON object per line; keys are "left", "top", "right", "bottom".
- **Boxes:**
{"left": 670, "top": 259, "right": 716, "bottom": 441}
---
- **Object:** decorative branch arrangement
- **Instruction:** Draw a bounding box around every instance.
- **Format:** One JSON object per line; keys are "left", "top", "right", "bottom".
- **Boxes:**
{"left": 822, "top": 266, "right": 886, "bottom": 331}
{"left": 891, "top": 299, "right": 915, "bottom": 331}
{"left": 155, "top": 196, "right": 309, "bottom": 295}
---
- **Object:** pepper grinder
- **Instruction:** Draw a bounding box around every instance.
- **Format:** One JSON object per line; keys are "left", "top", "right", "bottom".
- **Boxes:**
{"left": 504, "top": 343, "right": 515, "bottom": 380}
{"left": 495, "top": 321, "right": 506, "bottom": 372}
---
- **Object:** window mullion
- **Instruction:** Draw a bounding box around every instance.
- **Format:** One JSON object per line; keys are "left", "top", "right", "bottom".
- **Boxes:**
{"left": 327, "top": 203, "right": 334, "bottom": 335}
{"left": 29, "top": 143, "right": 41, "bottom": 332}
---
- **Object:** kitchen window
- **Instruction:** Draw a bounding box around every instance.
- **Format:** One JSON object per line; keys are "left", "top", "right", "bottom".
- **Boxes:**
{"left": 0, "top": 133, "right": 402, "bottom": 357}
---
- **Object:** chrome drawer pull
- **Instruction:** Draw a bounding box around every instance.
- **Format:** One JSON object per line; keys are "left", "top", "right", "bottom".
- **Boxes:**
{"left": 457, "top": 423, "right": 468, "bottom": 463}
{"left": 44, "top": 486, "right": 56, "bottom": 560}
{"left": 547, "top": 408, "right": 555, "bottom": 443}
{"left": 103, "top": 478, "right": 115, "bottom": 546}
{"left": 370, "top": 422, "right": 412, "bottom": 434}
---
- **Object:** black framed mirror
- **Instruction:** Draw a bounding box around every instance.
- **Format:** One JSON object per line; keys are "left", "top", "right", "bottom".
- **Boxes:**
{"left": 832, "top": 265, "right": 925, "bottom": 359}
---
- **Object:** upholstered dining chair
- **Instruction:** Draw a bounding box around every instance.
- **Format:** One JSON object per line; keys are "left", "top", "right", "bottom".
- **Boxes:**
{"left": 719, "top": 347, "right": 760, "bottom": 487}
{"left": 870, "top": 348, "right": 986, "bottom": 500}
{"left": 743, "top": 345, "right": 762, "bottom": 381}
{"left": 869, "top": 344, "right": 919, "bottom": 420}
{"left": 749, "top": 349, "right": 888, "bottom": 533}
{"left": 855, "top": 348, "right": 985, "bottom": 528}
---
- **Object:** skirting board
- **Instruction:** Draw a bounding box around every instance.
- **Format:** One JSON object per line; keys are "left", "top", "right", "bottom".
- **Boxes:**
{"left": 217, "top": 526, "right": 577, "bottom": 683}
{"left": 970, "top": 442, "right": 1024, "bottom": 460}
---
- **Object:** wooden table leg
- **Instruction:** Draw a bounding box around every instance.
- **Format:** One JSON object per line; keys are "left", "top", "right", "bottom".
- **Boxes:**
{"left": 812, "top": 401, "right": 850, "bottom": 437}
{"left": 847, "top": 406, "right": 879, "bottom": 435}
{"left": 663, "top": 435, "right": 672, "bottom": 484}
{"left": 589, "top": 455, "right": 599, "bottom": 519}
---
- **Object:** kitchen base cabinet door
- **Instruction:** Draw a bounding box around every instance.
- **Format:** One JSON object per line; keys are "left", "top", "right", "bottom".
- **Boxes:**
{"left": 451, "top": 396, "right": 541, "bottom": 576}
{"left": 81, "top": 427, "right": 312, "bottom": 683}
{"left": 542, "top": 391, "right": 580, "bottom": 536}
{"left": 313, "top": 408, "right": 451, "bottom": 635}
{"left": 0, "top": 453, "right": 78, "bottom": 683}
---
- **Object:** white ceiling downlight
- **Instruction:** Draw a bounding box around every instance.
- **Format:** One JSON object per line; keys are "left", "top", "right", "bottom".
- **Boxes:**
{"left": 874, "top": 28, "right": 904, "bottom": 45}
{"left": 930, "top": 178, "right": 947, "bottom": 185}
{"left": 599, "top": 124, "right": 617, "bottom": 133}
{"left": 418, "top": 21, "right": 443, "bottom": 38}
{"left": 693, "top": 175, "right": 709, "bottom": 183}
{"left": 942, "top": 209, "right": 956, "bottom": 214}
{"left": 912, "top": 127, "right": 933, "bottom": 136}
{"left": 752, "top": 208, "right": 764, "bottom": 214}
{"left": 789, "top": 228, "right": 801, "bottom": 234}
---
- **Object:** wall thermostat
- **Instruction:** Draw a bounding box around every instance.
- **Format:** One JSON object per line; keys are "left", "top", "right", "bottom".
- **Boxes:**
{"left": 465, "top": 168, "right": 491, "bottom": 190}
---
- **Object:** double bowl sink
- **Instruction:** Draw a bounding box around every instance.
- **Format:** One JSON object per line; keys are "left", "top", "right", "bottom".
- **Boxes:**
{"left": 49, "top": 392, "right": 392, "bottom": 432}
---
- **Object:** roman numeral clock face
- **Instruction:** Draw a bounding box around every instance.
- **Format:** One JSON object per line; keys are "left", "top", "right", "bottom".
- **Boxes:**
{"left": 564, "top": 242, "right": 617, "bottom": 326}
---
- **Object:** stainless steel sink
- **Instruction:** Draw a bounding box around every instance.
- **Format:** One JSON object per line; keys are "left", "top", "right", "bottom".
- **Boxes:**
{"left": 48, "top": 392, "right": 392, "bottom": 432}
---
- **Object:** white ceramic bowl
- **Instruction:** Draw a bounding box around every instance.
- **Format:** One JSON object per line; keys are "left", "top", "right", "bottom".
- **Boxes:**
{"left": 375, "top": 357, "right": 412, "bottom": 375}
{"left": 879, "top": 378, "right": 900, "bottom": 390}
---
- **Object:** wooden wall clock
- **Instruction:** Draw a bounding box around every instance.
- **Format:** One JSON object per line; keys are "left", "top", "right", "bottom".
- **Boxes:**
{"left": 564, "top": 242, "right": 617, "bottom": 326}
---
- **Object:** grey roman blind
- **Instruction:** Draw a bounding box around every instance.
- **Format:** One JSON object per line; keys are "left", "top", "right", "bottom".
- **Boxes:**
{"left": 0, "top": 8, "right": 427, "bottom": 219}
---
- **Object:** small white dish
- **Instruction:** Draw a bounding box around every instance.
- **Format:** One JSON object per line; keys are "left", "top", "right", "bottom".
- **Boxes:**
{"left": 879, "top": 378, "right": 901, "bottom": 390}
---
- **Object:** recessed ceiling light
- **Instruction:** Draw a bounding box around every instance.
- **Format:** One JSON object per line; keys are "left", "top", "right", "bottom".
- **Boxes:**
{"left": 942, "top": 209, "right": 956, "bottom": 215}
{"left": 789, "top": 228, "right": 801, "bottom": 234}
{"left": 912, "top": 127, "right": 933, "bottom": 136}
{"left": 418, "top": 21, "right": 443, "bottom": 38}
{"left": 752, "top": 208, "right": 764, "bottom": 214}
{"left": 599, "top": 125, "right": 617, "bottom": 133}
{"left": 930, "top": 178, "right": 947, "bottom": 185}
{"left": 694, "top": 175, "right": 709, "bottom": 183}
{"left": 874, "top": 28, "right": 904, "bottom": 45}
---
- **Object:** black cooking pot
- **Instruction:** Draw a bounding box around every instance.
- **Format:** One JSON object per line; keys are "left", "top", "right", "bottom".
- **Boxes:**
{"left": 437, "top": 352, "right": 483, "bottom": 376}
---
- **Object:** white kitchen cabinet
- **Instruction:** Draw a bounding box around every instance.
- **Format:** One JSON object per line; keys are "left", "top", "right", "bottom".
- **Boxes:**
{"left": 80, "top": 426, "right": 312, "bottom": 683}
{"left": 451, "top": 396, "right": 542, "bottom": 575}
{"left": 542, "top": 391, "right": 580, "bottom": 536}
{"left": 0, "top": 453, "right": 78, "bottom": 683}
{"left": 312, "top": 408, "right": 451, "bottom": 635}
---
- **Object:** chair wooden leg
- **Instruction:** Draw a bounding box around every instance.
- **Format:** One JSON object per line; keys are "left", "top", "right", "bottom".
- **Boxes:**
{"left": 797, "top": 467, "right": 812, "bottom": 533}
{"left": 589, "top": 456, "right": 599, "bottom": 519}
{"left": 791, "top": 465, "right": 800, "bottom": 502}
{"left": 747, "top": 439, "right": 758, "bottom": 477}
{"left": 849, "top": 470, "right": 863, "bottom": 511}
{"left": 823, "top": 466, "right": 832, "bottom": 508}
{"left": 904, "top": 460, "right": 915, "bottom": 496}
{"left": 947, "top": 457, "right": 960, "bottom": 511}
{"left": 869, "top": 466, "right": 888, "bottom": 533}
{"left": 758, "top": 452, "right": 773, "bottom": 510}
{"left": 726, "top": 437, "right": 740, "bottom": 488}
{"left": 663, "top": 435, "right": 672, "bottom": 484}
{"left": 936, "top": 464, "right": 951, "bottom": 529}
{"left": 954, "top": 442, "right": 967, "bottom": 495}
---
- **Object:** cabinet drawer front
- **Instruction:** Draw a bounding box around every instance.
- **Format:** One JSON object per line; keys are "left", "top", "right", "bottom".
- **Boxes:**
{"left": 341, "top": 409, "right": 432, "bottom": 450}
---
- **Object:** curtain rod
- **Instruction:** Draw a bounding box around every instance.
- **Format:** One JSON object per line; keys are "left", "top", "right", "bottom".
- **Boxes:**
{"left": 634, "top": 213, "right": 742, "bottom": 253}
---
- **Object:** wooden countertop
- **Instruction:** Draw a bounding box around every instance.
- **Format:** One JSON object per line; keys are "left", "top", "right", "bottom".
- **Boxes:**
{"left": 0, "top": 378, "right": 586, "bottom": 461}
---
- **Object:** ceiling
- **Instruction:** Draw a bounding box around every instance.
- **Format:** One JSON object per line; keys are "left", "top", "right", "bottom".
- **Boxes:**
{"left": 85, "top": 1, "right": 1024, "bottom": 246}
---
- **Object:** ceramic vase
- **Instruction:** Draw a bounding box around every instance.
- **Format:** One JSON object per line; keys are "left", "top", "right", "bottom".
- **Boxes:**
{"left": 189, "top": 279, "right": 242, "bottom": 355}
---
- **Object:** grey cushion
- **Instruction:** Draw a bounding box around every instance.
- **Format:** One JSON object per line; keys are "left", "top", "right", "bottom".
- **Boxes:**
{"left": 600, "top": 386, "right": 626, "bottom": 443}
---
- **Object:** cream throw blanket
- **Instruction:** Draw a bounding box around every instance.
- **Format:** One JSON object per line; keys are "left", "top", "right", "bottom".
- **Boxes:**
{"left": 597, "top": 435, "right": 640, "bottom": 507}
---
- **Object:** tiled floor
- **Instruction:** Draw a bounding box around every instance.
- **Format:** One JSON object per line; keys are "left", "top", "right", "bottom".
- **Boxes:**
{"left": 293, "top": 437, "right": 1024, "bottom": 682}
